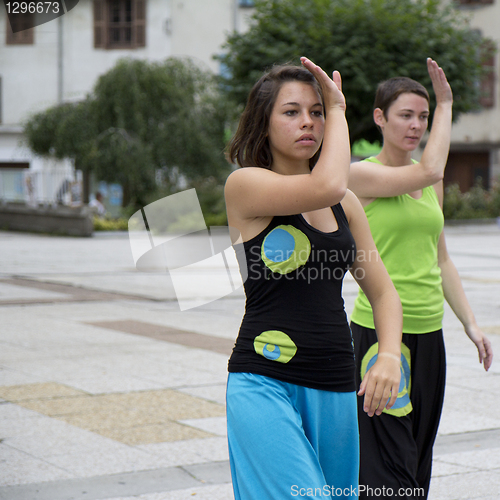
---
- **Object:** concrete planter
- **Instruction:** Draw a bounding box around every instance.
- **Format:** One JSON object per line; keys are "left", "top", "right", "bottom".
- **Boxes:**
{"left": 0, "top": 203, "right": 94, "bottom": 237}
{"left": 444, "top": 218, "right": 499, "bottom": 226}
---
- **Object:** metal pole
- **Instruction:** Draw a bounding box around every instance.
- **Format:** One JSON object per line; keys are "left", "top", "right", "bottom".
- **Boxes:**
{"left": 57, "top": 15, "right": 63, "bottom": 103}
{"left": 233, "top": 0, "right": 238, "bottom": 33}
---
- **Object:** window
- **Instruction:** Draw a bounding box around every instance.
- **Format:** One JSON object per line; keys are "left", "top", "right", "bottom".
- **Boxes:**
{"left": 94, "top": 0, "right": 146, "bottom": 49}
{"left": 0, "top": 163, "right": 30, "bottom": 203}
{"left": 479, "top": 40, "right": 496, "bottom": 108}
{"left": 6, "top": 13, "right": 34, "bottom": 45}
{"left": 238, "top": 0, "right": 255, "bottom": 7}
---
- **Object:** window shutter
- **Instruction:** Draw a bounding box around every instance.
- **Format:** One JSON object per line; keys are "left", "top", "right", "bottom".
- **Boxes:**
{"left": 133, "top": 0, "right": 146, "bottom": 48}
{"left": 94, "top": 0, "right": 107, "bottom": 48}
{"left": 6, "top": 15, "right": 34, "bottom": 45}
{"left": 480, "top": 41, "right": 496, "bottom": 108}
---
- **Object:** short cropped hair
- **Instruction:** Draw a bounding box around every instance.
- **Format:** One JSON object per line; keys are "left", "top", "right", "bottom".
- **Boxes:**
{"left": 374, "top": 77, "right": 429, "bottom": 119}
{"left": 228, "top": 64, "right": 323, "bottom": 170}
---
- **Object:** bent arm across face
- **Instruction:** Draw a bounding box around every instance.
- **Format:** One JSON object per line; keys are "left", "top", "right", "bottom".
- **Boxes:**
{"left": 226, "top": 58, "right": 351, "bottom": 222}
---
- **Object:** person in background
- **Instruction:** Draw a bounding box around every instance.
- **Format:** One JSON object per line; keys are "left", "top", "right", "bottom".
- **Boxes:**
{"left": 348, "top": 58, "right": 493, "bottom": 499}
{"left": 89, "top": 191, "right": 106, "bottom": 217}
{"left": 224, "top": 57, "right": 403, "bottom": 499}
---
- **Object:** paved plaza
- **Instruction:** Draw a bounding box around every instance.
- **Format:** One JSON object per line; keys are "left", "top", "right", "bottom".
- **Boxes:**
{"left": 0, "top": 223, "right": 499, "bottom": 499}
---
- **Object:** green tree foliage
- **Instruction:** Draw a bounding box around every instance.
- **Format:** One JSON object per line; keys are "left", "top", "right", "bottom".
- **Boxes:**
{"left": 24, "top": 58, "right": 231, "bottom": 211}
{"left": 219, "top": 0, "right": 493, "bottom": 143}
{"left": 24, "top": 98, "right": 97, "bottom": 201}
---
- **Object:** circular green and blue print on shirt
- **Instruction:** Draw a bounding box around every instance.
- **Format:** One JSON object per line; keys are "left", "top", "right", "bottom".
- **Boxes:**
{"left": 261, "top": 225, "right": 311, "bottom": 274}
{"left": 254, "top": 330, "right": 297, "bottom": 364}
{"left": 360, "top": 342, "right": 412, "bottom": 417}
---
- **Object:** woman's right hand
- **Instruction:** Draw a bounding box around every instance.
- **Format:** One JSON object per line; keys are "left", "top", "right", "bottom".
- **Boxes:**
{"left": 358, "top": 354, "right": 401, "bottom": 417}
{"left": 300, "top": 57, "right": 346, "bottom": 111}
{"left": 427, "top": 58, "right": 453, "bottom": 105}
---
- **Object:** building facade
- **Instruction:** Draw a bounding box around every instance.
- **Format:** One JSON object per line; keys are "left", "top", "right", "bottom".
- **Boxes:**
{"left": 0, "top": 0, "right": 498, "bottom": 205}
{"left": 444, "top": 0, "right": 500, "bottom": 191}
{"left": 0, "top": 0, "right": 255, "bottom": 205}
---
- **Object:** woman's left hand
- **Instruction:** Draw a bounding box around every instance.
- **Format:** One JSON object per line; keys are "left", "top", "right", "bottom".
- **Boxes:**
{"left": 300, "top": 57, "right": 346, "bottom": 111}
{"left": 465, "top": 323, "right": 494, "bottom": 371}
{"left": 358, "top": 354, "right": 401, "bottom": 417}
{"left": 427, "top": 58, "right": 453, "bottom": 105}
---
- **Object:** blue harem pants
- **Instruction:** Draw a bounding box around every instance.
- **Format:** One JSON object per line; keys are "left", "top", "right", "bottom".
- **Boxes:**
{"left": 226, "top": 372, "right": 359, "bottom": 499}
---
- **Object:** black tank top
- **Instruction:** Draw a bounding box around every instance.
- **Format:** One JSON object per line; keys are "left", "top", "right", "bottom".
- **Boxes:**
{"left": 229, "top": 203, "right": 356, "bottom": 392}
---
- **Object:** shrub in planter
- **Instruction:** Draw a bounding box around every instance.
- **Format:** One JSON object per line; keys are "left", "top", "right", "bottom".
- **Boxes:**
{"left": 443, "top": 183, "right": 466, "bottom": 220}
{"left": 487, "top": 182, "right": 500, "bottom": 218}
{"left": 93, "top": 217, "right": 129, "bottom": 231}
{"left": 444, "top": 181, "right": 500, "bottom": 220}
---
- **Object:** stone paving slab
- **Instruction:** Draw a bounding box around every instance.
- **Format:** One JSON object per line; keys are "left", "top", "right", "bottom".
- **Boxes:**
{"left": 0, "top": 464, "right": 210, "bottom": 500}
{"left": 0, "top": 226, "right": 499, "bottom": 499}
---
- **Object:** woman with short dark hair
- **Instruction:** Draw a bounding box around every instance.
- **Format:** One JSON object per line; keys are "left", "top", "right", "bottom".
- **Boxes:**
{"left": 349, "top": 58, "right": 493, "bottom": 499}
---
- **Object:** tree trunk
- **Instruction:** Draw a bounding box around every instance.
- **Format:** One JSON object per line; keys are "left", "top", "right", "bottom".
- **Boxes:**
{"left": 82, "top": 169, "right": 91, "bottom": 204}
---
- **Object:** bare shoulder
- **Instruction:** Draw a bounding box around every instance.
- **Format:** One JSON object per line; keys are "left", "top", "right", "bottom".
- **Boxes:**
{"left": 224, "top": 167, "right": 248, "bottom": 191}
{"left": 225, "top": 167, "right": 274, "bottom": 241}
{"left": 225, "top": 168, "right": 253, "bottom": 202}
{"left": 350, "top": 160, "right": 369, "bottom": 169}
{"left": 340, "top": 188, "right": 359, "bottom": 207}
{"left": 225, "top": 167, "right": 272, "bottom": 199}
{"left": 348, "top": 160, "right": 379, "bottom": 194}
{"left": 340, "top": 189, "right": 365, "bottom": 223}
{"left": 225, "top": 166, "right": 272, "bottom": 183}
{"left": 349, "top": 159, "right": 375, "bottom": 174}
{"left": 348, "top": 160, "right": 366, "bottom": 180}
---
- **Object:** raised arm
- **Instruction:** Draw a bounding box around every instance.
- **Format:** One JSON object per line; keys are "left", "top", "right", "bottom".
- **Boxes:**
{"left": 225, "top": 58, "right": 350, "bottom": 220}
{"left": 349, "top": 58, "right": 453, "bottom": 199}
{"left": 342, "top": 190, "right": 402, "bottom": 416}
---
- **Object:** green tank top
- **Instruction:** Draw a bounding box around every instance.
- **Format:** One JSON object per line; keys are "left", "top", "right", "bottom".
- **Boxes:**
{"left": 350, "top": 157, "right": 444, "bottom": 333}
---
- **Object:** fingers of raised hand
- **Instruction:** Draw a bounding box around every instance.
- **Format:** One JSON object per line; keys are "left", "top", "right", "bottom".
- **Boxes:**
{"left": 301, "top": 57, "right": 322, "bottom": 77}
{"left": 301, "top": 57, "right": 345, "bottom": 109}
{"left": 427, "top": 58, "right": 452, "bottom": 100}
{"left": 301, "top": 57, "right": 329, "bottom": 88}
{"left": 332, "top": 70, "right": 342, "bottom": 91}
